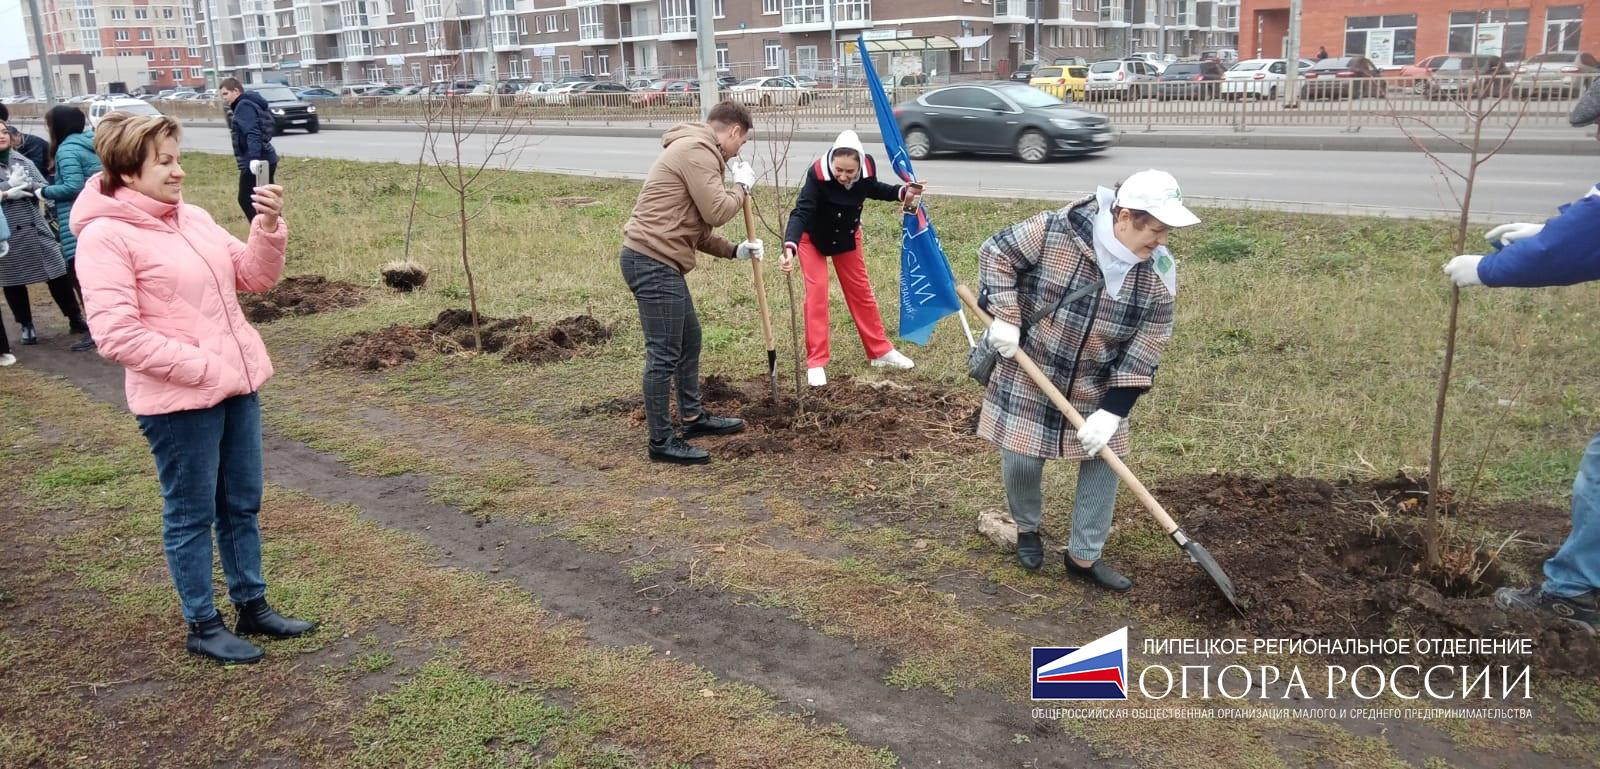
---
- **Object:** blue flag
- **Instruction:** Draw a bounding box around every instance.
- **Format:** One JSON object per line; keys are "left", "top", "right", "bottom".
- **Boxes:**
{"left": 858, "top": 35, "right": 961, "bottom": 346}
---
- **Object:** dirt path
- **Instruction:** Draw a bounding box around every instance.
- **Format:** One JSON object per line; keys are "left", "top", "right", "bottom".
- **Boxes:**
{"left": 17, "top": 328, "right": 1116, "bottom": 769}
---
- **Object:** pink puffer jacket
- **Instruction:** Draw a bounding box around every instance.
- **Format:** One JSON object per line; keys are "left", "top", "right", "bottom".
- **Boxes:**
{"left": 72, "top": 174, "right": 287, "bottom": 416}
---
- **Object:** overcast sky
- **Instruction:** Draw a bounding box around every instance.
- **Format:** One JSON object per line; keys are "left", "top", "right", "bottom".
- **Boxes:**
{"left": 2, "top": 0, "right": 30, "bottom": 62}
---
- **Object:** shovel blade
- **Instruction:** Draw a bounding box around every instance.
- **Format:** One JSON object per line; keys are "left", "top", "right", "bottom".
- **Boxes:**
{"left": 766, "top": 349, "right": 778, "bottom": 399}
{"left": 1179, "top": 537, "right": 1242, "bottom": 614}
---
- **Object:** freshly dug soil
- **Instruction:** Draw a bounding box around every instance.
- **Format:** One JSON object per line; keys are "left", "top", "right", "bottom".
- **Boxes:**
{"left": 591, "top": 375, "right": 983, "bottom": 458}
{"left": 1138, "top": 473, "right": 1599, "bottom": 675}
{"left": 381, "top": 263, "right": 428, "bottom": 292}
{"left": 317, "top": 310, "right": 611, "bottom": 370}
{"left": 240, "top": 275, "right": 368, "bottom": 323}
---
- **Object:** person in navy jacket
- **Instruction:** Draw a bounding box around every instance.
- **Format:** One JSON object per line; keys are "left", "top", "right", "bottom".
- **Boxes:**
{"left": 1443, "top": 78, "right": 1600, "bottom": 634}
{"left": 780, "top": 130, "right": 922, "bottom": 387}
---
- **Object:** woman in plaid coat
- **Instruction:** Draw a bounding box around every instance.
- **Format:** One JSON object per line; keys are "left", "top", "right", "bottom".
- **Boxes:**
{"left": 977, "top": 170, "right": 1199, "bottom": 591}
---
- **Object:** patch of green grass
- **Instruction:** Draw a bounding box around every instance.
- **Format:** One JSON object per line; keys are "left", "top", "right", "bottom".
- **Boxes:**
{"left": 29, "top": 455, "right": 128, "bottom": 490}
{"left": 352, "top": 651, "right": 397, "bottom": 674}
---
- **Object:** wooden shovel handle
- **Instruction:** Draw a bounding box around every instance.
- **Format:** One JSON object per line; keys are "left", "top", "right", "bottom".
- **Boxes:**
{"left": 957, "top": 285, "right": 1180, "bottom": 536}
{"left": 743, "top": 198, "right": 775, "bottom": 350}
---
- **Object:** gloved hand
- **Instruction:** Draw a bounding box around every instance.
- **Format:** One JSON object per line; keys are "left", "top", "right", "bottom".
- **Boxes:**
{"left": 780, "top": 243, "right": 797, "bottom": 274}
{"left": 735, "top": 239, "right": 764, "bottom": 261}
{"left": 2, "top": 185, "right": 32, "bottom": 200}
{"left": 1484, "top": 222, "right": 1543, "bottom": 246}
{"left": 5, "top": 167, "right": 26, "bottom": 189}
{"left": 988, "top": 319, "right": 1021, "bottom": 359}
{"left": 1077, "top": 409, "right": 1121, "bottom": 457}
{"left": 728, "top": 157, "right": 755, "bottom": 191}
{"left": 1443, "top": 254, "right": 1484, "bottom": 287}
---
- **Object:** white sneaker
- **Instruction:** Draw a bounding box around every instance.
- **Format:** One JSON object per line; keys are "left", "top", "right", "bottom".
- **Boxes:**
{"left": 870, "top": 349, "right": 915, "bottom": 370}
{"left": 807, "top": 367, "right": 827, "bottom": 387}
{"left": 0, "top": 353, "right": 15, "bottom": 367}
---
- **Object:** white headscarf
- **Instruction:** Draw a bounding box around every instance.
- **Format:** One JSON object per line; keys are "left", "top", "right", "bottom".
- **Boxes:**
{"left": 1092, "top": 186, "right": 1177, "bottom": 299}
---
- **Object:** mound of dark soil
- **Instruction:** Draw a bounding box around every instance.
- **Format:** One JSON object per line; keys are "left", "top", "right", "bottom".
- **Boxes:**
{"left": 317, "top": 310, "right": 611, "bottom": 370}
{"left": 241, "top": 275, "right": 368, "bottom": 323}
{"left": 1140, "top": 473, "right": 1598, "bottom": 675}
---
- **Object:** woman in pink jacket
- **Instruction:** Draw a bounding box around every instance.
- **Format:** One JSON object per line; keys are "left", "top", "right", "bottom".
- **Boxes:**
{"left": 73, "top": 113, "right": 314, "bottom": 664}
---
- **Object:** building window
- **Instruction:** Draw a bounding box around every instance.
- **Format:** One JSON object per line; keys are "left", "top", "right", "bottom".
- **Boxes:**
{"left": 1344, "top": 14, "right": 1416, "bottom": 66}
{"left": 144, "top": 50, "right": 154, "bottom": 60}
{"left": 557, "top": 54, "right": 572, "bottom": 75}
{"left": 598, "top": 53, "right": 610, "bottom": 72}
{"left": 796, "top": 44, "right": 817, "bottom": 72}
{"left": 139, "top": 28, "right": 150, "bottom": 40}
{"left": 763, "top": 0, "right": 779, "bottom": 14}
{"left": 715, "top": 43, "right": 729, "bottom": 71}
{"left": 433, "top": 63, "right": 448, "bottom": 81}
{"left": 409, "top": 27, "right": 418, "bottom": 43}
{"left": 782, "top": 0, "right": 824, "bottom": 26}
{"left": 405, "top": 0, "right": 414, "bottom": 11}
{"left": 714, "top": 0, "right": 724, "bottom": 18}
{"left": 133, "top": 7, "right": 147, "bottom": 19}
{"left": 764, "top": 41, "right": 782, "bottom": 69}
{"left": 836, "top": 0, "right": 869, "bottom": 23}
{"left": 579, "top": 4, "right": 605, "bottom": 40}
{"left": 661, "top": 0, "right": 694, "bottom": 34}
{"left": 110, "top": 8, "right": 125, "bottom": 20}
{"left": 190, "top": 66, "right": 202, "bottom": 77}
{"left": 115, "top": 29, "right": 129, "bottom": 41}
{"left": 1545, "top": 5, "right": 1582, "bottom": 53}
{"left": 1448, "top": 9, "right": 1529, "bottom": 61}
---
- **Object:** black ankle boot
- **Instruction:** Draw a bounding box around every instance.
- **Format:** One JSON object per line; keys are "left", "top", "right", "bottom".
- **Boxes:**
{"left": 68, "top": 317, "right": 89, "bottom": 334}
{"left": 187, "top": 614, "right": 265, "bottom": 664}
{"left": 234, "top": 597, "right": 317, "bottom": 639}
{"left": 1065, "top": 557, "right": 1133, "bottom": 592}
{"left": 1016, "top": 531, "right": 1044, "bottom": 571}
{"left": 19, "top": 326, "right": 36, "bottom": 345}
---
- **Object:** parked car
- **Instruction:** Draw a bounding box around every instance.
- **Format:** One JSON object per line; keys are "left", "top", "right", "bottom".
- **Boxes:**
{"left": 1085, "top": 59, "right": 1159, "bottom": 100}
{"left": 1029, "top": 66, "right": 1088, "bottom": 101}
{"left": 1396, "top": 54, "right": 1454, "bottom": 93}
{"left": 792, "top": 75, "right": 821, "bottom": 89}
{"left": 728, "top": 76, "right": 812, "bottom": 106}
{"left": 1511, "top": 51, "right": 1600, "bottom": 98}
{"left": 294, "top": 86, "right": 340, "bottom": 100}
{"left": 629, "top": 78, "right": 697, "bottom": 107}
{"left": 543, "top": 81, "right": 588, "bottom": 105}
{"left": 717, "top": 75, "right": 739, "bottom": 89}
{"left": 569, "top": 81, "right": 631, "bottom": 106}
{"left": 1155, "top": 60, "right": 1227, "bottom": 100}
{"left": 1052, "top": 56, "right": 1089, "bottom": 67}
{"left": 1010, "top": 62, "right": 1040, "bottom": 83}
{"left": 557, "top": 74, "right": 597, "bottom": 84}
{"left": 1425, "top": 55, "right": 1509, "bottom": 100}
{"left": 1199, "top": 48, "right": 1238, "bottom": 65}
{"left": 1126, "top": 52, "right": 1176, "bottom": 73}
{"left": 625, "top": 78, "right": 655, "bottom": 90}
{"left": 87, "top": 97, "right": 161, "bottom": 128}
{"left": 1222, "top": 58, "right": 1313, "bottom": 100}
{"left": 1299, "top": 57, "right": 1383, "bottom": 99}
{"left": 245, "top": 83, "right": 320, "bottom": 133}
{"left": 893, "top": 82, "right": 1113, "bottom": 164}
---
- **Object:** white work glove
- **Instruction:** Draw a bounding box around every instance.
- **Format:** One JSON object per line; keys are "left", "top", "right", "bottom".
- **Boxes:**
{"left": 2, "top": 185, "right": 31, "bottom": 200}
{"left": 1077, "top": 409, "right": 1121, "bottom": 457}
{"left": 735, "top": 239, "right": 764, "bottom": 261}
{"left": 728, "top": 157, "right": 755, "bottom": 191}
{"left": 5, "top": 167, "right": 26, "bottom": 189}
{"left": 1443, "top": 254, "right": 1484, "bottom": 288}
{"left": 1484, "top": 222, "right": 1543, "bottom": 246}
{"left": 988, "top": 319, "right": 1021, "bottom": 359}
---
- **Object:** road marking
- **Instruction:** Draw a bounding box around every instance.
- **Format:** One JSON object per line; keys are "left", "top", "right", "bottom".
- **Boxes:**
{"left": 1493, "top": 180, "right": 1564, "bottom": 186}
{"left": 1210, "top": 171, "right": 1274, "bottom": 177}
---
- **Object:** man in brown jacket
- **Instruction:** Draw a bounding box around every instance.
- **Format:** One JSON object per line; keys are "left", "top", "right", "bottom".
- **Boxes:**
{"left": 621, "top": 101, "right": 764, "bottom": 465}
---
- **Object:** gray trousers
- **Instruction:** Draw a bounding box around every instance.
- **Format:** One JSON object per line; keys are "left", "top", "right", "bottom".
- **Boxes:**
{"left": 1001, "top": 448, "right": 1120, "bottom": 562}
{"left": 621, "top": 247, "right": 704, "bottom": 443}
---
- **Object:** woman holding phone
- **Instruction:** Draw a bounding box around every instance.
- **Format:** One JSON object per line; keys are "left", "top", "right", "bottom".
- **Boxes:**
{"left": 73, "top": 113, "right": 314, "bottom": 664}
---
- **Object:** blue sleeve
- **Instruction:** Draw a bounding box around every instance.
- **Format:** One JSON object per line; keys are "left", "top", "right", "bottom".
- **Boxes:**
{"left": 41, "top": 148, "right": 84, "bottom": 202}
{"left": 1477, "top": 194, "right": 1600, "bottom": 288}
{"left": 236, "top": 101, "right": 267, "bottom": 162}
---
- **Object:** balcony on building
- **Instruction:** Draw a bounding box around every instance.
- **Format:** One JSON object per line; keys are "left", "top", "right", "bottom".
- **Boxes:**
{"left": 443, "top": 0, "right": 484, "bottom": 21}
{"left": 660, "top": 15, "right": 696, "bottom": 41}
{"left": 620, "top": 17, "right": 660, "bottom": 41}
{"left": 993, "top": 0, "right": 1032, "bottom": 26}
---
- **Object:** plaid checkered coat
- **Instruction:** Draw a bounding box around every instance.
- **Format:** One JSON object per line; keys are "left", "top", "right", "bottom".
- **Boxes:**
{"left": 976, "top": 195, "right": 1175, "bottom": 461}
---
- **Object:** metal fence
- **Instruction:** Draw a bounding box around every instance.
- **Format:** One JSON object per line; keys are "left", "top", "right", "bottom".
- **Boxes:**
{"left": 5, "top": 75, "right": 1590, "bottom": 132}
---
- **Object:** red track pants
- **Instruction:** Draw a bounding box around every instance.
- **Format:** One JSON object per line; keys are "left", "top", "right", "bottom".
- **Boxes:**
{"left": 796, "top": 231, "right": 893, "bottom": 369}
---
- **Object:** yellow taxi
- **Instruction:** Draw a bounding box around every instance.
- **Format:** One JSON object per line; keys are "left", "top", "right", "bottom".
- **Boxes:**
{"left": 1029, "top": 65, "right": 1089, "bottom": 101}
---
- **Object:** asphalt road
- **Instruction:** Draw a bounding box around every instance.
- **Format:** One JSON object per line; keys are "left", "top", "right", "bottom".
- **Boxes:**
{"left": 179, "top": 125, "right": 1595, "bottom": 219}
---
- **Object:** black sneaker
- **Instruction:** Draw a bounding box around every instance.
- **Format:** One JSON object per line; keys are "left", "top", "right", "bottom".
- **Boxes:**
{"left": 648, "top": 436, "right": 710, "bottom": 465}
{"left": 1495, "top": 587, "right": 1597, "bottom": 635}
{"left": 1065, "top": 557, "right": 1133, "bottom": 592}
{"left": 19, "top": 326, "right": 37, "bottom": 346}
{"left": 681, "top": 412, "right": 745, "bottom": 439}
{"left": 1016, "top": 531, "right": 1044, "bottom": 571}
{"left": 69, "top": 334, "right": 96, "bottom": 352}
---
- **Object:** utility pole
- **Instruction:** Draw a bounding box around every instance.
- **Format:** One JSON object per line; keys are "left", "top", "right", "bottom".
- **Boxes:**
{"left": 693, "top": 0, "right": 717, "bottom": 119}
{"left": 206, "top": 0, "right": 223, "bottom": 90}
{"left": 828, "top": 0, "right": 837, "bottom": 86}
{"left": 1282, "top": 0, "right": 1301, "bottom": 108}
{"left": 1031, "top": 0, "right": 1040, "bottom": 65}
{"left": 483, "top": 0, "right": 496, "bottom": 91}
{"left": 24, "top": 0, "right": 58, "bottom": 103}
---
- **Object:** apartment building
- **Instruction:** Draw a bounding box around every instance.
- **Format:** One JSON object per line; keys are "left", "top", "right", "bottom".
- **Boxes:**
{"left": 20, "top": 0, "right": 210, "bottom": 92}
{"left": 190, "top": 0, "right": 1237, "bottom": 87}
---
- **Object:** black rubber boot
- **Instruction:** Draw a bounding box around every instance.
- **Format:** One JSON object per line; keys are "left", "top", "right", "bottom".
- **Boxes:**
{"left": 186, "top": 615, "right": 265, "bottom": 664}
{"left": 234, "top": 597, "right": 317, "bottom": 639}
{"left": 1016, "top": 531, "right": 1044, "bottom": 571}
{"left": 1065, "top": 557, "right": 1133, "bottom": 592}
{"left": 648, "top": 435, "right": 711, "bottom": 465}
{"left": 681, "top": 412, "right": 746, "bottom": 439}
{"left": 68, "top": 317, "right": 89, "bottom": 334}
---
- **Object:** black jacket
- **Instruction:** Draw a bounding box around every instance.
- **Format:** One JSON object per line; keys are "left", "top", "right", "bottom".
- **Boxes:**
{"left": 6, "top": 128, "right": 50, "bottom": 182}
{"left": 227, "top": 91, "right": 279, "bottom": 170}
{"left": 783, "top": 155, "right": 905, "bottom": 256}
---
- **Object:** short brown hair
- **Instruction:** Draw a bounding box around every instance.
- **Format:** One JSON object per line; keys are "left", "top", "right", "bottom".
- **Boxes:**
{"left": 219, "top": 77, "right": 243, "bottom": 92}
{"left": 94, "top": 112, "right": 183, "bottom": 194}
{"left": 707, "top": 101, "right": 752, "bottom": 132}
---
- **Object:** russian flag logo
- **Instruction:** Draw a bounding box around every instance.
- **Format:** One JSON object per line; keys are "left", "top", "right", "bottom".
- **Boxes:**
{"left": 1032, "top": 627, "right": 1129, "bottom": 700}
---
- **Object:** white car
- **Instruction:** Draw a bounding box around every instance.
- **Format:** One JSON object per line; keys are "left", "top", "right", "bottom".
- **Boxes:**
{"left": 1221, "top": 58, "right": 1315, "bottom": 100}
{"left": 1126, "top": 52, "right": 1176, "bottom": 74}
{"left": 88, "top": 97, "right": 162, "bottom": 127}
{"left": 728, "top": 76, "right": 813, "bottom": 106}
{"left": 1085, "top": 59, "right": 1159, "bottom": 100}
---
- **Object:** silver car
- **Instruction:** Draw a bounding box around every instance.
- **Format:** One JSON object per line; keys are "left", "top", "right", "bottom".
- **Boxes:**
{"left": 1085, "top": 59, "right": 1159, "bottom": 100}
{"left": 1512, "top": 51, "right": 1600, "bottom": 98}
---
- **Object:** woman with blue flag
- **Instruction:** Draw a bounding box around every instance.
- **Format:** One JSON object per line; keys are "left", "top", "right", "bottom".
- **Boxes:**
{"left": 978, "top": 170, "right": 1198, "bottom": 592}
{"left": 779, "top": 130, "right": 922, "bottom": 387}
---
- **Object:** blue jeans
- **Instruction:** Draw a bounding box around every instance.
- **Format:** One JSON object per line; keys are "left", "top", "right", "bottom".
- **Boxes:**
{"left": 137, "top": 393, "right": 267, "bottom": 623}
{"left": 1543, "top": 431, "right": 1600, "bottom": 598}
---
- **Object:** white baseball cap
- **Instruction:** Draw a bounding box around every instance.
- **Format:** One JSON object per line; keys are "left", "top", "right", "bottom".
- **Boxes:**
{"left": 1114, "top": 169, "right": 1200, "bottom": 228}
